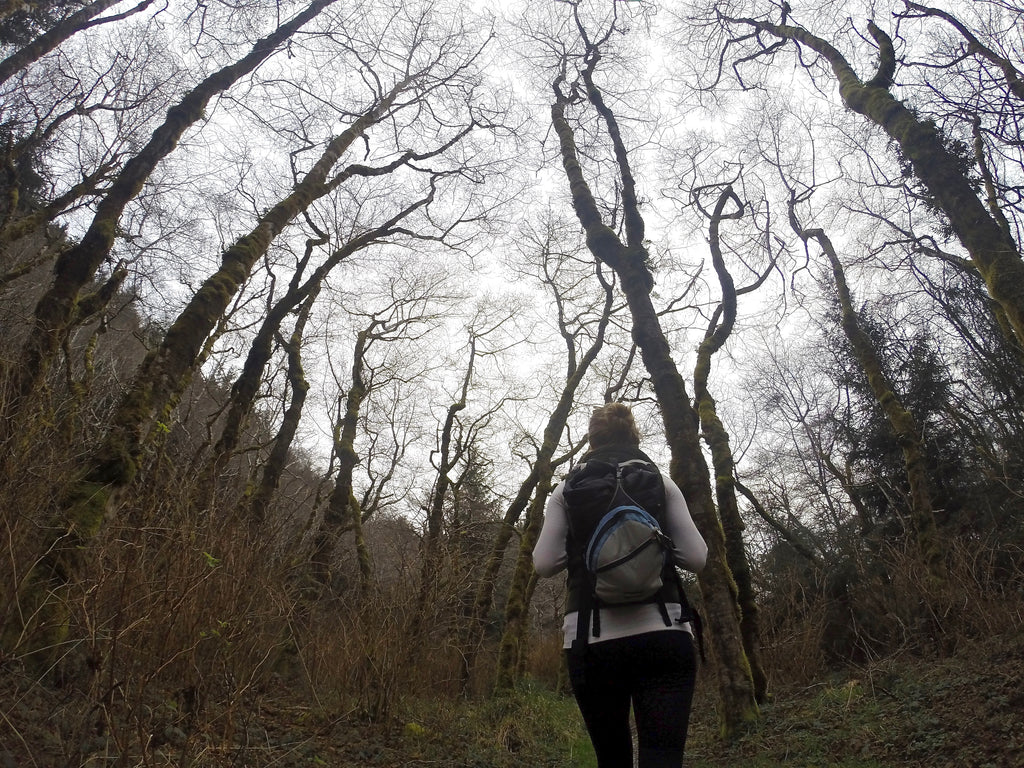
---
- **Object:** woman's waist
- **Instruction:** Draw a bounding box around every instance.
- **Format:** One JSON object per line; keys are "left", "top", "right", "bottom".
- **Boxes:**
{"left": 560, "top": 602, "right": 694, "bottom": 648}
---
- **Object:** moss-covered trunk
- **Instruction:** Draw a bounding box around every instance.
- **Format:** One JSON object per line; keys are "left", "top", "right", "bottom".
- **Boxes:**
{"left": 462, "top": 265, "right": 612, "bottom": 690}
{"left": 243, "top": 287, "right": 318, "bottom": 529}
{"left": 195, "top": 236, "right": 328, "bottom": 507}
{"left": 798, "top": 218, "right": 943, "bottom": 574}
{"left": 8, "top": 0, "right": 339, "bottom": 417}
{"left": 312, "top": 327, "right": 372, "bottom": 594}
{"left": 743, "top": 18, "right": 1024, "bottom": 357}
{"left": 7, "top": 65, "right": 404, "bottom": 660}
{"left": 68, "top": 77, "right": 409, "bottom": 509}
{"left": 0, "top": 0, "right": 147, "bottom": 87}
{"left": 698, "top": 389, "right": 769, "bottom": 703}
{"left": 201, "top": 197, "right": 432, "bottom": 508}
{"left": 693, "top": 185, "right": 769, "bottom": 704}
{"left": 494, "top": 477, "right": 550, "bottom": 693}
{"left": 622, "top": 261, "right": 758, "bottom": 733}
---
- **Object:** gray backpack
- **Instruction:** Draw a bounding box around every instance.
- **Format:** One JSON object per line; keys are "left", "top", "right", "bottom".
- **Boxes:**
{"left": 565, "top": 458, "right": 679, "bottom": 643}
{"left": 585, "top": 487, "right": 675, "bottom": 605}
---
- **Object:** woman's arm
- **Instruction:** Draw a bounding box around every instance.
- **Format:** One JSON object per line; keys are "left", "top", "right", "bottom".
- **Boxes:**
{"left": 531, "top": 481, "right": 569, "bottom": 577}
{"left": 663, "top": 477, "right": 708, "bottom": 573}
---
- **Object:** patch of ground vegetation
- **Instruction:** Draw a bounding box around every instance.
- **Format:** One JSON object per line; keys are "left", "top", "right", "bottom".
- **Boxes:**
{"left": 0, "top": 669, "right": 595, "bottom": 767}
{"left": 3, "top": 631, "right": 1022, "bottom": 766}
{"left": 687, "top": 631, "right": 1024, "bottom": 768}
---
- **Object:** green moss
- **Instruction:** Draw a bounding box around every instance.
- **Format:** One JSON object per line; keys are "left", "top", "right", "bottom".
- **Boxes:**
{"left": 89, "top": 439, "right": 138, "bottom": 488}
{"left": 96, "top": 216, "right": 118, "bottom": 240}
{"left": 63, "top": 479, "right": 111, "bottom": 539}
{"left": 1, "top": 557, "right": 72, "bottom": 667}
{"left": 584, "top": 224, "right": 621, "bottom": 260}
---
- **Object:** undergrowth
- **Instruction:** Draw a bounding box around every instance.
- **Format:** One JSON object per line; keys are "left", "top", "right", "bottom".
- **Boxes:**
{"left": 686, "top": 631, "right": 1024, "bottom": 768}
{"left": 4, "top": 629, "right": 1023, "bottom": 765}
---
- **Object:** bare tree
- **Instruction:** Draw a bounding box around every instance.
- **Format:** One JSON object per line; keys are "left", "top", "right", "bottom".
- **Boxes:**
{"left": 712, "top": 6, "right": 1024, "bottom": 358}
{"left": 462, "top": 217, "right": 616, "bottom": 691}
{"left": 420, "top": 305, "right": 521, "bottom": 576}
{"left": 0, "top": 0, "right": 157, "bottom": 87}
{"left": 195, "top": 164, "right": 459, "bottom": 509}
{"left": 311, "top": 267, "right": 454, "bottom": 595}
{"left": 241, "top": 285, "right": 319, "bottom": 530}
{"left": 408, "top": 296, "right": 528, "bottom": 664}
{"left": 546, "top": 1, "right": 758, "bottom": 732}
{"left": 4, "top": 0, "right": 341, "bottom": 417}
{"left": 692, "top": 182, "right": 776, "bottom": 704}
{"left": 6, "top": 6, "right": 499, "bottom": 658}
{"left": 899, "top": 1, "right": 1024, "bottom": 104}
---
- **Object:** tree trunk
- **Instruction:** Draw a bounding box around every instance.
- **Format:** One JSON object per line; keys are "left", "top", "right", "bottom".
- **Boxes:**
{"left": 494, "top": 477, "right": 550, "bottom": 693}
{"left": 195, "top": 235, "right": 327, "bottom": 507}
{"left": 421, "top": 335, "right": 474, "bottom": 583}
{"left": 902, "top": 2, "right": 1024, "bottom": 104}
{"left": 0, "top": 0, "right": 154, "bottom": 87}
{"left": 63, "top": 75, "right": 413, "bottom": 519}
{"left": 5, "top": 61, "right": 407, "bottom": 660}
{"left": 242, "top": 287, "right": 319, "bottom": 530}
{"left": 692, "top": 186, "right": 769, "bottom": 704}
{"left": 312, "top": 327, "right": 373, "bottom": 594}
{"left": 790, "top": 203, "right": 944, "bottom": 575}
{"left": 199, "top": 179, "right": 436, "bottom": 509}
{"left": 550, "top": 44, "right": 758, "bottom": 733}
{"left": 462, "top": 261, "right": 613, "bottom": 691}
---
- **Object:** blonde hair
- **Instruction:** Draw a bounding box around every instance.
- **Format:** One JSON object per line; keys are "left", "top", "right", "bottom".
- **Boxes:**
{"left": 588, "top": 403, "right": 641, "bottom": 450}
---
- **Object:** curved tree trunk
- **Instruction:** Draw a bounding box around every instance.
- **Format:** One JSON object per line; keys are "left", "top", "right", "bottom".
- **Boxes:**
{"left": 421, "top": 334, "right": 474, "bottom": 579}
{"left": 461, "top": 259, "right": 613, "bottom": 691}
{"left": 198, "top": 187, "right": 434, "bottom": 508}
{"left": 550, "top": 42, "right": 758, "bottom": 733}
{"left": 311, "top": 326, "right": 373, "bottom": 594}
{"left": 406, "top": 336, "right": 475, "bottom": 653}
{"left": 494, "top": 473, "right": 550, "bottom": 693}
{"left": 0, "top": 0, "right": 155, "bottom": 87}
{"left": 195, "top": 234, "right": 327, "bottom": 508}
{"left": 693, "top": 185, "right": 769, "bottom": 704}
{"left": 5, "top": 64, "right": 407, "bottom": 660}
{"left": 242, "top": 287, "right": 319, "bottom": 530}
{"left": 8, "top": 0, "right": 340, "bottom": 418}
{"left": 62, "top": 75, "right": 414, "bottom": 519}
{"left": 903, "top": 2, "right": 1024, "bottom": 105}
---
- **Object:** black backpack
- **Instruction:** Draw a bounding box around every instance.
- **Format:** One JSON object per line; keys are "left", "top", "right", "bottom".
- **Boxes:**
{"left": 563, "top": 455, "right": 700, "bottom": 656}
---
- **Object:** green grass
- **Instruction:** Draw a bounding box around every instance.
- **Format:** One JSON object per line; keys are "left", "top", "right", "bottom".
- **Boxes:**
{"left": 377, "top": 632, "right": 1024, "bottom": 768}
{"left": 396, "top": 681, "right": 598, "bottom": 767}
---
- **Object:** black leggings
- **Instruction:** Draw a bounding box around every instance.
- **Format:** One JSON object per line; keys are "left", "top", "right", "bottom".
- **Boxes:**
{"left": 567, "top": 630, "right": 697, "bottom": 768}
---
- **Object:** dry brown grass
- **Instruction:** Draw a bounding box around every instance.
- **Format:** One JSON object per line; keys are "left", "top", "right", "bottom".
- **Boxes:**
{"left": 3, "top": 385, "right": 1022, "bottom": 765}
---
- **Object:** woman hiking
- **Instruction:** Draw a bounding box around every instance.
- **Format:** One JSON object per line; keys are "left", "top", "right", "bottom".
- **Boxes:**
{"left": 533, "top": 403, "right": 708, "bottom": 768}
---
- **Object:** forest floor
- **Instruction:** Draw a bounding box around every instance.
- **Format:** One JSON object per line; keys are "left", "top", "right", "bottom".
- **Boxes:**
{"left": 2, "top": 629, "right": 1023, "bottom": 766}
{"left": 684, "top": 630, "right": 1024, "bottom": 768}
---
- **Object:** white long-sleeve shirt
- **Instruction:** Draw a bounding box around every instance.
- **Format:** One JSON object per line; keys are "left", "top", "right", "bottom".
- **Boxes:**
{"left": 533, "top": 474, "right": 708, "bottom": 648}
